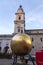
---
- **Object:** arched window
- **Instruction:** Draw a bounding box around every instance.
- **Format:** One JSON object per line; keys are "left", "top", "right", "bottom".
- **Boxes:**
{"left": 4, "top": 46, "right": 9, "bottom": 54}
{"left": 18, "top": 28, "right": 20, "bottom": 32}
{"left": 21, "top": 30, "right": 23, "bottom": 33}
{"left": 19, "top": 16, "right": 21, "bottom": 20}
{"left": 32, "top": 38, "right": 34, "bottom": 42}
{"left": 40, "top": 38, "right": 42, "bottom": 42}
{"left": 17, "top": 26, "right": 20, "bottom": 32}
{"left": 32, "top": 46, "right": 34, "bottom": 48}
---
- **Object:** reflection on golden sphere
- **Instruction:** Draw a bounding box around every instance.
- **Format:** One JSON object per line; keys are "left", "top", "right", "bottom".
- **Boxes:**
{"left": 11, "top": 34, "right": 32, "bottom": 55}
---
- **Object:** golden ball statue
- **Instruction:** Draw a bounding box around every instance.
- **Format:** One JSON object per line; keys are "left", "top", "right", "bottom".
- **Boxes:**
{"left": 11, "top": 34, "right": 32, "bottom": 55}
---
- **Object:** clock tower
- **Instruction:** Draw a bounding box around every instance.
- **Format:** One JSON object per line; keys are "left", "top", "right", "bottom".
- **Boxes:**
{"left": 14, "top": 5, "right": 25, "bottom": 34}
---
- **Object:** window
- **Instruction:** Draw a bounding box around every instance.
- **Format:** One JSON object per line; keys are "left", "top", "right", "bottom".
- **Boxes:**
{"left": 32, "top": 38, "right": 34, "bottom": 41}
{"left": 21, "top": 30, "right": 23, "bottom": 33}
{"left": 42, "top": 46, "right": 43, "bottom": 48}
{"left": 0, "top": 42, "right": 1, "bottom": 47}
{"left": 19, "top": 16, "right": 21, "bottom": 20}
{"left": 18, "top": 28, "right": 20, "bottom": 32}
{"left": 0, "top": 47, "right": 1, "bottom": 51}
{"left": 40, "top": 38, "right": 42, "bottom": 42}
{"left": 32, "top": 46, "right": 34, "bottom": 48}
{"left": 4, "top": 45, "right": 9, "bottom": 53}
{"left": 6, "top": 44, "right": 8, "bottom": 46}
{"left": 0, "top": 42, "right": 1, "bottom": 51}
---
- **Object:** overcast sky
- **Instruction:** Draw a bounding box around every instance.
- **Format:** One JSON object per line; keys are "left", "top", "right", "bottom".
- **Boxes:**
{"left": 0, "top": 0, "right": 43, "bottom": 34}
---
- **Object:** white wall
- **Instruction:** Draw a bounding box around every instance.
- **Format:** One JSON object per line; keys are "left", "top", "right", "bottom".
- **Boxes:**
{"left": 0, "top": 37, "right": 12, "bottom": 53}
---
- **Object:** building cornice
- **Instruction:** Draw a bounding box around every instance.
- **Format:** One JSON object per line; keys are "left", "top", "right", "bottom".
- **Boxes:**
{"left": 0, "top": 34, "right": 13, "bottom": 37}
{"left": 25, "top": 29, "right": 43, "bottom": 31}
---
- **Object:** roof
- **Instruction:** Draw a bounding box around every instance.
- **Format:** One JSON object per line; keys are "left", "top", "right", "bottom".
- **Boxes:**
{"left": 25, "top": 29, "right": 43, "bottom": 31}
{"left": 16, "top": 5, "right": 25, "bottom": 14}
{"left": 25, "top": 29, "right": 43, "bottom": 35}
{"left": 0, "top": 33, "right": 19, "bottom": 37}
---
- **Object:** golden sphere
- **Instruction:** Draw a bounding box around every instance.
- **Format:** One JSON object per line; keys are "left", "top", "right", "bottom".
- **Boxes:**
{"left": 11, "top": 34, "right": 32, "bottom": 55}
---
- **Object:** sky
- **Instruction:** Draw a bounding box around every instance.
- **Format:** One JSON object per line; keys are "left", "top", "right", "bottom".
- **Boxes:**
{"left": 0, "top": 0, "right": 43, "bottom": 34}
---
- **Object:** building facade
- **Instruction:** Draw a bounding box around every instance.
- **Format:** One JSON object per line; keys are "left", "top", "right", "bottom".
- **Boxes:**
{"left": 0, "top": 5, "right": 43, "bottom": 56}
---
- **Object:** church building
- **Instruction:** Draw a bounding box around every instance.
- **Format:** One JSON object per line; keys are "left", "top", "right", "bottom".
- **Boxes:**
{"left": 0, "top": 5, "right": 43, "bottom": 56}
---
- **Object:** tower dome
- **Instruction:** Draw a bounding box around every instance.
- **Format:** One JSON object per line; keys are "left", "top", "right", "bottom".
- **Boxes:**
{"left": 17, "top": 5, "right": 25, "bottom": 14}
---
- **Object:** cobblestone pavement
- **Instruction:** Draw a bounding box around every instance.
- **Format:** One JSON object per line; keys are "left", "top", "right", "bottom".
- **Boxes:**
{"left": 0, "top": 59, "right": 13, "bottom": 65}
{"left": 0, "top": 59, "right": 36, "bottom": 65}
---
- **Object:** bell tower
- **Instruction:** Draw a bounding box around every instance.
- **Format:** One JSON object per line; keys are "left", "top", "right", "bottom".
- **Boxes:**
{"left": 14, "top": 5, "right": 25, "bottom": 34}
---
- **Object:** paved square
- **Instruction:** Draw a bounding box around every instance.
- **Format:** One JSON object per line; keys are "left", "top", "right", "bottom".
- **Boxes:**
{"left": 0, "top": 59, "right": 36, "bottom": 65}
